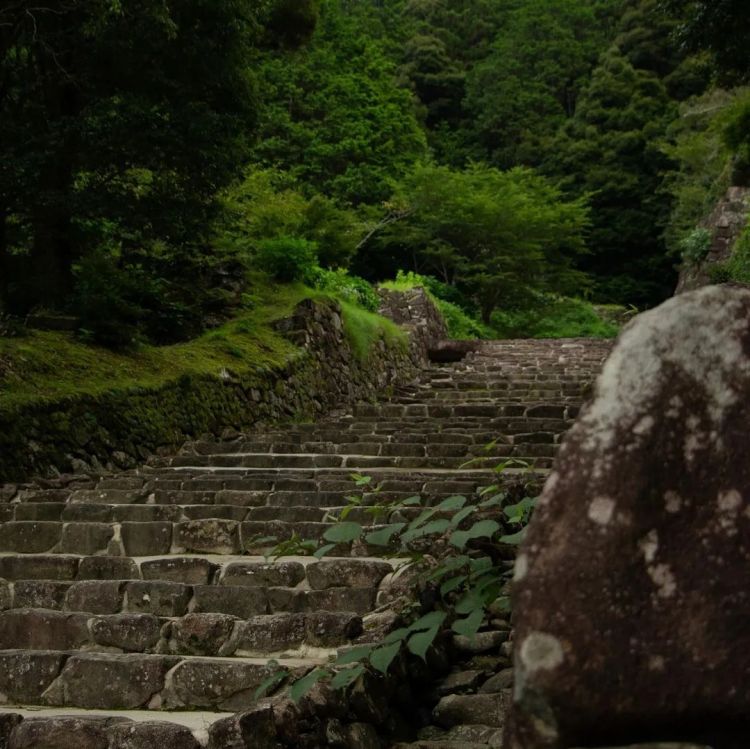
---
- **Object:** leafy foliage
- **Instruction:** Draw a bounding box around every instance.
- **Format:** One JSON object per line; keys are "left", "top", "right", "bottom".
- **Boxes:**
{"left": 261, "top": 461, "right": 539, "bottom": 700}
{"left": 372, "top": 164, "right": 590, "bottom": 323}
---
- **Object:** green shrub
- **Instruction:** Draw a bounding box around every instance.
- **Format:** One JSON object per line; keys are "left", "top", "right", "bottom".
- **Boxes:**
{"left": 679, "top": 227, "right": 712, "bottom": 265}
{"left": 312, "top": 269, "right": 380, "bottom": 312}
{"left": 491, "top": 295, "right": 619, "bottom": 339}
{"left": 256, "top": 237, "right": 319, "bottom": 283}
{"left": 710, "top": 224, "right": 750, "bottom": 284}
{"left": 381, "top": 270, "right": 491, "bottom": 339}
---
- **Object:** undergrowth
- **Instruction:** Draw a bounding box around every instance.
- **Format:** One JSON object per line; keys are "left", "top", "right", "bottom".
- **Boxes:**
{"left": 382, "top": 271, "right": 620, "bottom": 340}
{"left": 257, "top": 460, "right": 538, "bottom": 702}
{"left": 0, "top": 277, "right": 399, "bottom": 410}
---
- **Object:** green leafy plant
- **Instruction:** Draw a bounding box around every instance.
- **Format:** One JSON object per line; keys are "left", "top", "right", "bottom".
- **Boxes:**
{"left": 255, "top": 237, "right": 319, "bottom": 283}
{"left": 259, "top": 458, "right": 538, "bottom": 702}
{"left": 679, "top": 227, "right": 712, "bottom": 265}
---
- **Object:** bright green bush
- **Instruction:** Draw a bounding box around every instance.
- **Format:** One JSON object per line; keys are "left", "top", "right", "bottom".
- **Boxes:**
{"left": 312, "top": 269, "right": 380, "bottom": 312}
{"left": 709, "top": 224, "right": 750, "bottom": 284}
{"left": 491, "top": 295, "right": 619, "bottom": 339}
{"left": 679, "top": 227, "right": 712, "bottom": 265}
{"left": 256, "top": 237, "right": 319, "bottom": 283}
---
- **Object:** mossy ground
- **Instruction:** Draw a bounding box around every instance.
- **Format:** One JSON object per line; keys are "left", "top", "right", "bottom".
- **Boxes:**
{"left": 0, "top": 279, "right": 402, "bottom": 412}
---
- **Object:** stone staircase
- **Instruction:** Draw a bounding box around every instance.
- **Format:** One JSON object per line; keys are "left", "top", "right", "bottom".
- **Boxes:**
{"left": 0, "top": 338, "right": 610, "bottom": 748}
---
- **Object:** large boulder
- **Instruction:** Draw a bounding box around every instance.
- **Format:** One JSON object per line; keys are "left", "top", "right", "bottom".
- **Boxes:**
{"left": 506, "top": 286, "right": 750, "bottom": 749}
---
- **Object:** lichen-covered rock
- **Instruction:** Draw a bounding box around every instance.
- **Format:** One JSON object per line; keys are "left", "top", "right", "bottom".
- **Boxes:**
{"left": 508, "top": 286, "right": 750, "bottom": 748}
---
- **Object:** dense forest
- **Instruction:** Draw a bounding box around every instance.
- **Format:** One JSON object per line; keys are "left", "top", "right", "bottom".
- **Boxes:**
{"left": 1, "top": 0, "right": 749, "bottom": 347}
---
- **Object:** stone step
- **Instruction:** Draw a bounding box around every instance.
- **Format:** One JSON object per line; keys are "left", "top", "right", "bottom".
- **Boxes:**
{"left": 1, "top": 578, "right": 379, "bottom": 617}
{"left": 0, "top": 708, "right": 231, "bottom": 748}
{"left": 0, "top": 649, "right": 317, "bottom": 712}
{"left": 162, "top": 451, "right": 554, "bottom": 471}
{"left": 0, "top": 608, "right": 362, "bottom": 656}
{"left": 0, "top": 553, "right": 394, "bottom": 588}
{"left": 182, "top": 434, "right": 561, "bottom": 458}
{"left": 0, "top": 518, "right": 401, "bottom": 555}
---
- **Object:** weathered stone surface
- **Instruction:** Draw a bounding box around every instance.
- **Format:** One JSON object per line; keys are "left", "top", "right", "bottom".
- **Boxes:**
{"left": 60, "top": 523, "right": 114, "bottom": 555}
{"left": 46, "top": 653, "right": 173, "bottom": 709}
{"left": 89, "top": 613, "right": 161, "bottom": 652}
{"left": 175, "top": 520, "right": 240, "bottom": 554}
{"left": 65, "top": 580, "right": 123, "bottom": 614}
{"left": 221, "top": 560, "right": 305, "bottom": 588}
{"left": 305, "top": 611, "right": 362, "bottom": 647}
{"left": 77, "top": 556, "right": 139, "bottom": 581}
{"left": 452, "top": 631, "right": 507, "bottom": 655}
{"left": 0, "top": 522, "right": 61, "bottom": 553}
{"left": 141, "top": 557, "right": 216, "bottom": 585}
{"left": 164, "top": 658, "right": 295, "bottom": 711}
{"left": 479, "top": 668, "right": 514, "bottom": 694}
{"left": 192, "top": 585, "right": 268, "bottom": 618}
{"left": 236, "top": 614, "right": 305, "bottom": 653}
{"left": 0, "top": 610, "right": 89, "bottom": 650}
{"left": 124, "top": 581, "right": 190, "bottom": 617}
{"left": 168, "top": 613, "right": 238, "bottom": 656}
{"left": 120, "top": 522, "right": 173, "bottom": 556}
{"left": 437, "top": 670, "right": 484, "bottom": 697}
{"left": 8, "top": 716, "right": 128, "bottom": 749}
{"left": 267, "top": 587, "right": 376, "bottom": 615}
{"left": 509, "top": 287, "right": 750, "bottom": 749}
{"left": 0, "top": 713, "right": 22, "bottom": 749}
{"left": 433, "top": 693, "right": 510, "bottom": 729}
{"left": 306, "top": 559, "right": 392, "bottom": 590}
{"left": 106, "top": 720, "right": 202, "bottom": 749}
{"left": 206, "top": 705, "right": 280, "bottom": 749}
{"left": 0, "top": 582, "right": 10, "bottom": 611}
{"left": 0, "top": 651, "right": 66, "bottom": 702}
{"left": 13, "top": 580, "right": 70, "bottom": 609}
{"left": 0, "top": 555, "right": 78, "bottom": 581}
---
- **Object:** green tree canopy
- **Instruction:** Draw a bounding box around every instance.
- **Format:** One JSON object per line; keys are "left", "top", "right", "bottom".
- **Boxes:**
{"left": 250, "top": 0, "right": 427, "bottom": 205}
{"left": 368, "top": 164, "right": 590, "bottom": 322}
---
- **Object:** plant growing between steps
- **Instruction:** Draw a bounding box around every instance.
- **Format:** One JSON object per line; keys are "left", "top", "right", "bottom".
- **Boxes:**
{"left": 257, "top": 460, "right": 537, "bottom": 702}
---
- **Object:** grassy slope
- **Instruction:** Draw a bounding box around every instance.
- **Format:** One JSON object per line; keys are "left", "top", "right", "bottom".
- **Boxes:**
{"left": 0, "top": 282, "right": 404, "bottom": 411}
{"left": 381, "top": 278, "right": 619, "bottom": 340}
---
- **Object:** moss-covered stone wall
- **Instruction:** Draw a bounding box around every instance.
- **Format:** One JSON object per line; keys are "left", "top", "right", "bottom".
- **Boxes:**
{"left": 0, "top": 292, "right": 445, "bottom": 483}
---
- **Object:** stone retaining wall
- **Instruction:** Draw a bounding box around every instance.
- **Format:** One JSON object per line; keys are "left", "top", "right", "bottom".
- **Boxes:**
{"left": 0, "top": 290, "right": 445, "bottom": 484}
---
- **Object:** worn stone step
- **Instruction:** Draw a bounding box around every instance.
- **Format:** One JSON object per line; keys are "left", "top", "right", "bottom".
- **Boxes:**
{"left": 0, "top": 649, "right": 318, "bottom": 712}
{"left": 0, "top": 708, "right": 228, "bottom": 748}
{"left": 3, "top": 579, "right": 380, "bottom": 618}
{"left": 0, "top": 609, "right": 363, "bottom": 656}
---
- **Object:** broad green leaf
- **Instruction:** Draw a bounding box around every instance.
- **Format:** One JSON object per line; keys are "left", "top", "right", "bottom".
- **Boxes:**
{"left": 440, "top": 574, "right": 467, "bottom": 596}
{"left": 313, "top": 543, "right": 337, "bottom": 559}
{"left": 330, "top": 665, "right": 365, "bottom": 690}
{"left": 352, "top": 473, "right": 373, "bottom": 486}
{"left": 455, "top": 591, "right": 483, "bottom": 615}
{"left": 409, "top": 610, "right": 447, "bottom": 632}
{"left": 407, "top": 625, "right": 439, "bottom": 660}
{"left": 335, "top": 645, "right": 374, "bottom": 666}
{"left": 401, "top": 518, "right": 451, "bottom": 543}
{"left": 449, "top": 506, "right": 476, "bottom": 528}
{"left": 499, "top": 528, "right": 527, "bottom": 545}
{"left": 401, "top": 495, "right": 423, "bottom": 506}
{"left": 435, "top": 495, "right": 467, "bottom": 512}
{"left": 452, "top": 608, "right": 485, "bottom": 639}
{"left": 382, "top": 626, "right": 411, "bottom": 645}
{"left": 407, "top": 507, "right": 438, "bottom": 530}
{"left": 290, "top": 668, "right": 329, "bottom": 703}
{"left": 470, "top": 557, "right": 494, "bottom": 573}
{"left": 449, "top": 519, "right": 500, "bottom": 549}
{"left": 479, "top": 493, "right": 505, "bottom": 508}
{"left": 370, "top": 641, "right": 402, "bottom": 674}
{"left": 254, "top": 667, "right": 286, "bottom": 699}
{"left": 365, "top": 523, "right": 405, "bottom": 546}
{"left": 323, "top": 522, "right": 363, "bottom": 544}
